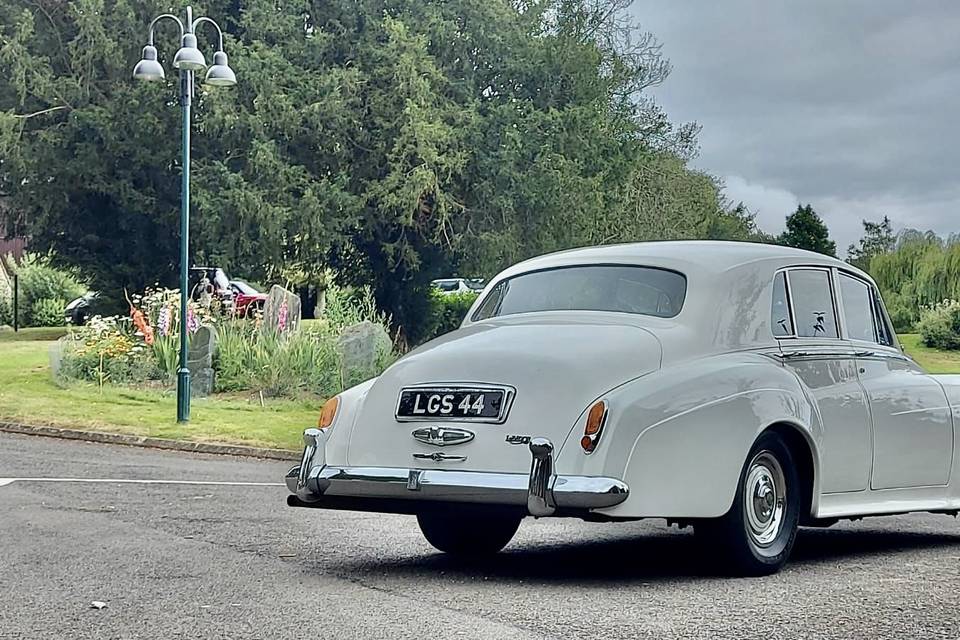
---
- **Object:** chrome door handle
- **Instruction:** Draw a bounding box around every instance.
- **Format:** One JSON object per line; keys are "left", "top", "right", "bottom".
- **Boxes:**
{"left": 776, "top": 351, "right": 810, "bottom": 359}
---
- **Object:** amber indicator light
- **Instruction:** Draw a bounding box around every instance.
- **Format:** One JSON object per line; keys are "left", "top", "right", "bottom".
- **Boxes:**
{"left": 581, "top": 400, "right": 608, "bottom": 453}
{"left": 319, "top": 396, "right": 340, "bottom": 429}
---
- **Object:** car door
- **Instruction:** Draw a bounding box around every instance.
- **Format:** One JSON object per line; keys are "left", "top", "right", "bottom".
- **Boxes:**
{"left": 836, "top": 272, "right": 954, "bottom": 490}
{"left": 774, "top": 267, "right": 873, "bottom": 493}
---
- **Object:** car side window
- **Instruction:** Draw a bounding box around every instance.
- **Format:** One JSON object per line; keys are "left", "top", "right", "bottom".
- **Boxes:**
{"left": 473, "top": 281, "right": 506, "bottom": 320}
{"left": 871, "top": 287, "right": 895, "bottom": 347}
{"left": 787, "top": 269, "right": 839, "bottom": 338}
{"left": 839, "top": 273, "right": 876, "bottom": 342}
{"left": 771, "top": 272, "right": 793, "bottom": 337}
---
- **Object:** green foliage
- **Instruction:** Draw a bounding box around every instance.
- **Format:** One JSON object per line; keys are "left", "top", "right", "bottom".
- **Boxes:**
{"left": 418, "top": 289, "right": 479, "bottom": 342}
{"left": 917, "top": 300, "right": 960, "bottom": 351}
{"left": 321, "top": 283, "right": 388, "bottom": 334}
{"left": 4, "top": 254, "right": 85, "bottom": 327}
{"left": 0, "top": 289, "right": 11, "bottom": 326}
{"left": 214, "top": 321, "right": 342, "bottom": 397}
{"left": 777, "top": 204, "right": 836, "bottom": 257}
{"left": 1, "top": 0, "right": 752, "bottom": 343}
{"left": 215, "top": 285, "right": 395, "bottom": 396}
{"left": 151, "top": 335, "right": 179, "bottom": 381}
{"left": 881, "top": 290, "right": 916, "bottom": 334}
{"left": 30, "top": 297, "right": 67, "bottom": 327}
{"left": 869, "top": 234, "right": 960, "bottom": 330}
{"left": 847, "top": 216, "right": 895, "bottom": 271}
{"left": 700, "top": 202, "right": 771, "bottom": 242}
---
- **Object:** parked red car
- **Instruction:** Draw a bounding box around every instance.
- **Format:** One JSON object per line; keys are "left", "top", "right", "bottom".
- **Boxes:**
{"left": 230, "top": 280, "right": 268, "bottom": 318}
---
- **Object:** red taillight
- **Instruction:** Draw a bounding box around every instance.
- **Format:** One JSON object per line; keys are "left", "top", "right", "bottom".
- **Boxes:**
{"left": 580, "top": 400, "right": 608, "bottom": 453}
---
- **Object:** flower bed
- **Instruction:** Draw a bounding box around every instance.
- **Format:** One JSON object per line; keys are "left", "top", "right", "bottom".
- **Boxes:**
{"left": 58, "top": 285, "right": 396, "bottom": 398}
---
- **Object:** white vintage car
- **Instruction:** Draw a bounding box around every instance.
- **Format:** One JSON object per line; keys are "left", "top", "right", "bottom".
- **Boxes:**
{"left": 286, "top": 241, "right": 960, "bottom": 575}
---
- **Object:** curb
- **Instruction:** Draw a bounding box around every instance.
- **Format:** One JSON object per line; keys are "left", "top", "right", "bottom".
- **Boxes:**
{"left": 0, "top": 421, "right": 300, "bottom": 461}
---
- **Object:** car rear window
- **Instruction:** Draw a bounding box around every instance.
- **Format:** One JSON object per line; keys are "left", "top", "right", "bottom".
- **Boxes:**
{"left": 472, "top": 265, "right": 686, "bottom": 320}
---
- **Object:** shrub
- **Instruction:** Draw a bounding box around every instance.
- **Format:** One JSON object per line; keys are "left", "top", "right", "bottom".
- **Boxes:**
{"left": 31, "top": 298, "right": 67, "bottom": 327}
{"left": 215, "top": 285, "right": 395, "bottom": 397}
{"left": 5, "top": 253, "right": 85, "bottom": 327}
{"left": 215, "top": 321, "right": 342, "bottom": 397}
{"left": 434, "top": 290, "right": 479, "bottom": 337}
{"left": 918, "top": 300, "right": 960, "bottom": 350}
{"left": 0, "top": 289, "right": 11, "bottom": 326}
{"left": 322, "top": 282, "right": 386, "bottom": 330}
{"left": 412, "top": 289, "right": 479, "bottom": 345}
{"left": 882, "top": 291, "right": 916, "bottom": 334}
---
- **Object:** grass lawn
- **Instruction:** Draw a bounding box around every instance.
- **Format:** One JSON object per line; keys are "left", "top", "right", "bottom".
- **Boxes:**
{"left": 899, "top": 333, "right": 960, "bottom": 374}
{"left": 0, "top": 339, "right": 319, "bottom": 450}
{"left": 0, "top": 331, "right": 957, "bottom": 451}
{"left": 0, "top": 326, "right": 69, "bottom": 342}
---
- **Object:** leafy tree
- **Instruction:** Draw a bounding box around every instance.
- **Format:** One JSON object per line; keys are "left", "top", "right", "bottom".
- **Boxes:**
{"left": 1, "top": 0, "right": 755, "bottom": 341}
{"left": 777, "top": 204, "right": 836, "bottom": 257}
{"left": 870, "top": 232, "right": 960, "bottom": 331}
{"left": 847, "top": 216, "right": 895, "bottom": 271}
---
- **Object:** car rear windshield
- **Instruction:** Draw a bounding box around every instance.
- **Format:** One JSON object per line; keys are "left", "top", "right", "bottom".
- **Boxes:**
{"left": 472, "top": 265, "right": 686, "bottom": 320}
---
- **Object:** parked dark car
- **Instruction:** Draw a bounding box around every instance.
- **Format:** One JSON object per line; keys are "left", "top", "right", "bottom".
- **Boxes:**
{"left": 64, "top": 292, "right": 108, "bottom": 325}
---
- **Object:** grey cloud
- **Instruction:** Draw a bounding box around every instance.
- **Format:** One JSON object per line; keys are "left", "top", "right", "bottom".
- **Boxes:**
{"left": 630, "top": 1, "right": 960, "bottom": 249}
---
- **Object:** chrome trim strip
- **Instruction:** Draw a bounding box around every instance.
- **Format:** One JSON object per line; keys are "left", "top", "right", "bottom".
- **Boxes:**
{"left": 890, "top": 405, "right": 953, "bottom": 417}
{"left": 775, "top": 349, "right": 911, "bottom": 362}
{"left": 777, "top": 268, "right": 798, "bottom": 339}
{"left": 394, "top": 383, "right": 516, "bottom": 424}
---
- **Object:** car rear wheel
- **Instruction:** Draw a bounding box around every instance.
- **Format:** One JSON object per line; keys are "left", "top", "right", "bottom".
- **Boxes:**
{"left": 417, "top": 509, "right": 521, "bottom": 556}
{"left": 695, "top": 431, "right": 800, "bottom": 576}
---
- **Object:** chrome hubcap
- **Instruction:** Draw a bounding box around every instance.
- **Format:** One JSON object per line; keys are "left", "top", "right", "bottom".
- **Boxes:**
{"left": 744, "top": 451, "right": 786, "bottom": 547}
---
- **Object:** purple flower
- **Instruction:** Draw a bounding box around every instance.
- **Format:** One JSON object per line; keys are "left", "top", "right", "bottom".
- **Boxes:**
{"left": 157, "top": 306, "right": 172, "bottom": 337}
{"left": 187, "top": 308, "right": 200, "bottom": 334}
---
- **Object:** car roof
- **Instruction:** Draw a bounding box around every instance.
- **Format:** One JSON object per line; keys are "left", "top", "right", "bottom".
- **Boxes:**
{"left": 463, "top": 241, "right": 886, "bottom": 357}
{"left": 498, "top": 240, "right": 867, "bottom": 281}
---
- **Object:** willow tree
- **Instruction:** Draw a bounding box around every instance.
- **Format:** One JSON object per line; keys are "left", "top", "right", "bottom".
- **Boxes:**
{"left": 868, "top": 232, "right": 960, "bottom": 331}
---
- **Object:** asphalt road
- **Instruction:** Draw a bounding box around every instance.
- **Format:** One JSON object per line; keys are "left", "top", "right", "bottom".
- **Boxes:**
{"left": 2, "top": 432, "right": 960, "bottom": 639}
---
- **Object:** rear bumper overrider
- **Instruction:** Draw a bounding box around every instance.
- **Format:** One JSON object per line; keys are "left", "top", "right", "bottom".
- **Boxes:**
{"left": 285, "top": 428, "right": 629, "bottom": 517}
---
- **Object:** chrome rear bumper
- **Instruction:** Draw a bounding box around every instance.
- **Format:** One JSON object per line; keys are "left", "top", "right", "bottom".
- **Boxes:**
{"left": 285, "top": 429, "right": 628, "bottom": 517}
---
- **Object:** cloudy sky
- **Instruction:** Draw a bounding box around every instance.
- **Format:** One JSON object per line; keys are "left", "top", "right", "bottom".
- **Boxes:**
{"left": 632, "top": 1, "right": 960, "bottom": 253}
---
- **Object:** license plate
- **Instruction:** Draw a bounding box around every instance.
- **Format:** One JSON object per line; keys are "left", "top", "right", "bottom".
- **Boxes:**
{"left": 396, "top": 386, "right": 511, "bottom": 422}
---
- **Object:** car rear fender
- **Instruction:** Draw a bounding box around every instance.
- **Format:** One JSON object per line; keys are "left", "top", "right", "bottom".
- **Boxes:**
{"left": 553, "top": 352, "right": 822, "bottom": 519}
